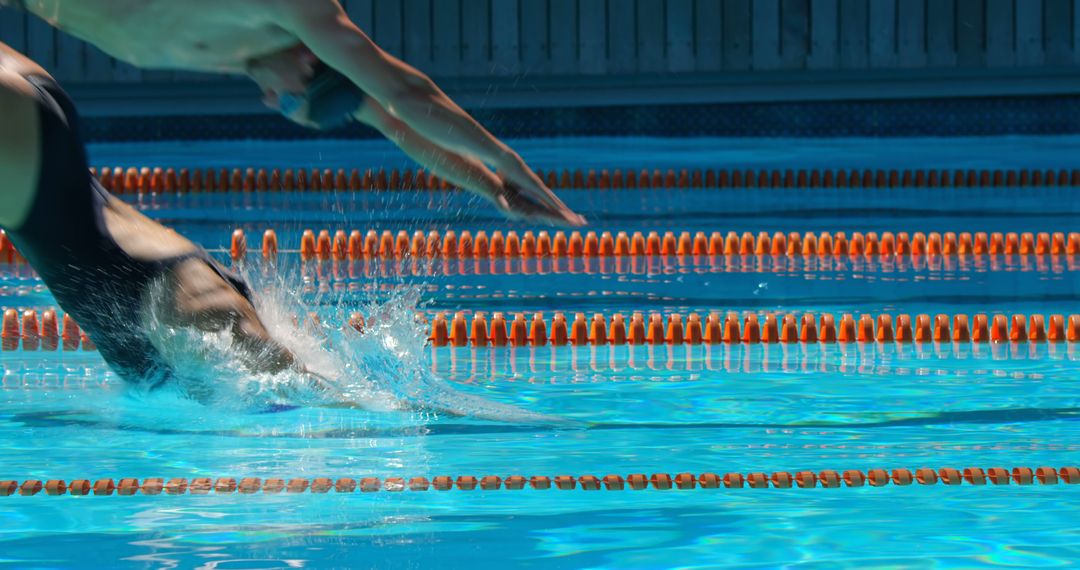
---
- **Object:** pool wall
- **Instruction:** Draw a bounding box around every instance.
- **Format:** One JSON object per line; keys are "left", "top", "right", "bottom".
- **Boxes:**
{"left": 3, "top": 0, "right": 1080, "bottom": 120}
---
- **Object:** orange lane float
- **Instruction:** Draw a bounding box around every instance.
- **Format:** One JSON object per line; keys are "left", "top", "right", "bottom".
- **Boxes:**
{"left": 2, "top": 308, "right": 1079, "bottom": 351}
{"left": 0, "top": 229, "right": 24, "bottom": 264}
{"left": 219, "top": 229, "right": 1080, "bottom": 263}
{"left": 0, "top": 230, "right": 11, "bottom": 263}
{"left": 418, "top": 311, "right": 1079, "bottom": 348}
{"left": 91, "top": 166, "right": 1080, "bottom": 193}
{"left": 8, "top": 229, "right": 1080, "bottom": 267}
{"left": 2, "top": 309, "right": 91, "bottom": 352}
{"left": 2, "top": 466, "right": 1076, "bottom": 496}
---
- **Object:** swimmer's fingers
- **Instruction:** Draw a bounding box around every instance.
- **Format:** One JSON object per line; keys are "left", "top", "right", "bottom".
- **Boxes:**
{"left": 496, "top": 180, "right": 587, "bottom": 227}
{"left": 471, "top": 185, "right": 539, "bottom": 224}
{"left": 499, "top": 168, "right": 586, "bottom": 226}
{"left": 507, "top": 180, "right": 586, "bottom": 227}
{"left": 504, "top": 195, "right": 576, "bottom": 227}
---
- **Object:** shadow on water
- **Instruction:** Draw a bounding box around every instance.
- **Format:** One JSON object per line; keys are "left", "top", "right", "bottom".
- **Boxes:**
{"left": 11, "top": 406, "right": 1079, "bottom": 439}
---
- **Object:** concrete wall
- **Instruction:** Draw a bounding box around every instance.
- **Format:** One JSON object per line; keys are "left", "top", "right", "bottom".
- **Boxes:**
{"left": 3, "top": 0, "right": 1080, "bottom": 115}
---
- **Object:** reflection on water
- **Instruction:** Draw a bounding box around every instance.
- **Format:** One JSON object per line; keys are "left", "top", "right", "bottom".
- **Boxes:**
{"left": 431, "top": 342, "right": 1080, "bottom": 381}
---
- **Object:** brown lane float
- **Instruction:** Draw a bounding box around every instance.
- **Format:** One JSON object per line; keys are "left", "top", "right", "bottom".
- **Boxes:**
{"left": 90, "top": 166, "right": 1080, "bottom": 194}
{"left": 2, "top": 466, "right": 1076, "bottom": 496}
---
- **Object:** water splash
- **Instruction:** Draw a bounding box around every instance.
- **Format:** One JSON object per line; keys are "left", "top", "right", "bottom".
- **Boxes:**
{"left": 141, "top": 260, "right": 567, "bottom": 425}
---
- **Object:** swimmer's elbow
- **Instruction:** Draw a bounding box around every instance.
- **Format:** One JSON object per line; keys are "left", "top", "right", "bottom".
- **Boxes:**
{"left": 380, "top": 74, "right": 442, "bottom": 119}
{"left": 399, "top": 71, "right": 439, "bottom": 97}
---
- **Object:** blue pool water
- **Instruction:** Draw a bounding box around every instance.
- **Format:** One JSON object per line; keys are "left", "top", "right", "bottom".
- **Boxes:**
{"left": 0, "top": 136, "right": 1078, "bottom": 568}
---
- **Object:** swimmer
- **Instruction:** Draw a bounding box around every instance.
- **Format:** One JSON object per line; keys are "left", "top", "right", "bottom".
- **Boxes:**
{"left": 0, "top": 1, "right": 585, "bottom": 394}
{"left": 5, "top": 0, "right": 585, "bottom": 227}
{"left": 0, "top": 42, "right": 299, "bottom": 386}
{"left": 0, "top": 44, "right": 550, "bottom": 422}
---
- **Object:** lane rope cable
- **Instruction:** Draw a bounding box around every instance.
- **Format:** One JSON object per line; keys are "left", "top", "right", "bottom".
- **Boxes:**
{"left": 3, "top": 466, "right": 1078, "bottom": 496}
{"left": 4, "top": 307, "right": 1079, "bottom": 351}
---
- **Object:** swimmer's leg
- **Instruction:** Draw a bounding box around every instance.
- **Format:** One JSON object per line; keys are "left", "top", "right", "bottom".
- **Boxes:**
{"left": 354, "top": 98, "right": 570, "bottom": 224}
{"left": 0, "top": 46, "right": 45, "bottom": 229}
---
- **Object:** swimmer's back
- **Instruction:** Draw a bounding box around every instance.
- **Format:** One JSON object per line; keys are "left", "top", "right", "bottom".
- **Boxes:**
{"left": 2, "top": 71, "right": 252, "bottom": 385}
{"left": 0, "top": 44, "right": 45, "bottom": 229}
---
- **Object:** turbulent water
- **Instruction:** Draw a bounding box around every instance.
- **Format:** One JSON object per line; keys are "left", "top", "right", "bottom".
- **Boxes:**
{"left": 139, "top": 260, "right": 564, "bottom": 424}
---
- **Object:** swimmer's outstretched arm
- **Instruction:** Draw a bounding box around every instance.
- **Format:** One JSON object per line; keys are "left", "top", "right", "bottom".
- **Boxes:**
{"left": 281, "top": 3, "right": 584, "bottom": 227}
{"left": 352, "top": 101, "right": 576, "bottom": 225}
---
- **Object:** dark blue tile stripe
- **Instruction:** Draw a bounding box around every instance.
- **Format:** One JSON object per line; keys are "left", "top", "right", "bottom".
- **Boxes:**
{"left": 80, "top": 95, "right": 1080, "bottom": 142}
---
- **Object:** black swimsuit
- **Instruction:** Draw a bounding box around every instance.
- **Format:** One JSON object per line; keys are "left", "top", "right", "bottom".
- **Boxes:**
{"left": 3, "top": 75, "right": 253, "bottom": 387}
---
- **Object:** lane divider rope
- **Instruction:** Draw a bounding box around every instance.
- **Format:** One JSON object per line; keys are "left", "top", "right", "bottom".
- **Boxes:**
{"left": 10, "top": 261, "right": 1070, "bottom": 283}
{"left": 88, "top": 166, "right": 1080, "bottom": 194}
{"left": 5, "top": 228, "right": 1078, "bottom": 267}
{"left": 3, "top": 467, "right": 1078, "bottom": 496}
{"left": 5, "top": 307, "right": 1079, "bottom": 351}
{"left": 230, "top": 229, "right": 1080, "bottom": 262}
{"left": 288, "top": 253, "right": 1080, "bottom": 278}
{"left": 5, "top": 249, "right": 1074, "bottom": 280}
{"left": 418, "top": 311, "right": 1080, "bottom": 348}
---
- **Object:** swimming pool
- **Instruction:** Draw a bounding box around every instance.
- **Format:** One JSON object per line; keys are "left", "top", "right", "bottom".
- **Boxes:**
{"left": 1, "top": 135, "right": 1078, "bottom": 568}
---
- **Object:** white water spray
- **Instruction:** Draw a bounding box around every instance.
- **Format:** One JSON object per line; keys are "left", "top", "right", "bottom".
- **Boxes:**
{"left": 140, "top": 260, "right": 566, "bottom": 425}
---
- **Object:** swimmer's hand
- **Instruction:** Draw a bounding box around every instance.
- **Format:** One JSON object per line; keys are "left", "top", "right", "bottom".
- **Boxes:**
{"left": 487, "top": 175, "right": 587, "bottom": 227}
